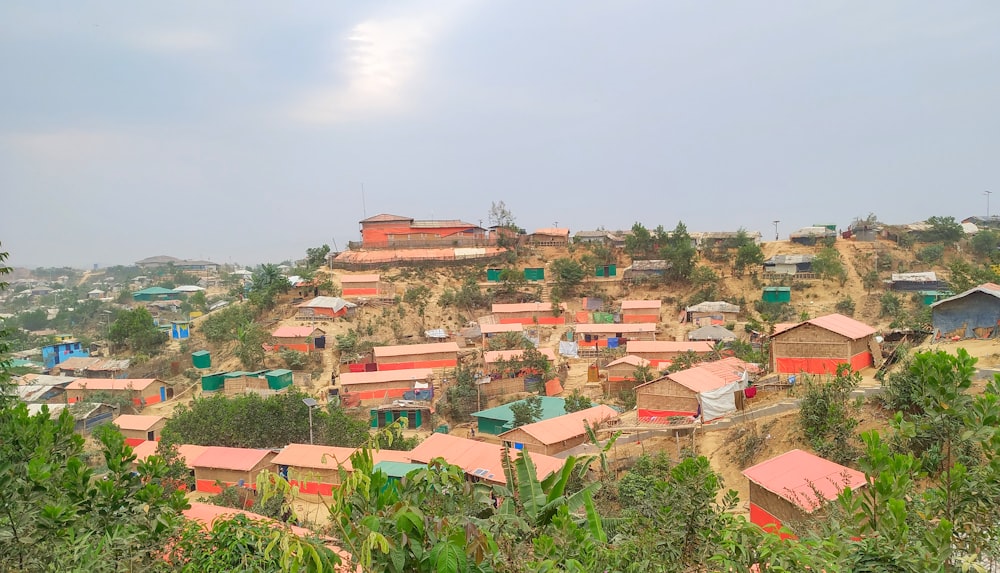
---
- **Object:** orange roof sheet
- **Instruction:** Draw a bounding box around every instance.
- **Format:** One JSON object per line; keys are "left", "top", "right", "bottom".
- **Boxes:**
{"left": 271, "top": 443, "right": 358, "bottom": 471}
{"left": 272, "top": 325, "right": 325, "bottom": 338}
{"left": 774, "top": 314, "right": 875, "bottom": 340}
{"left": 339, "top": 274, "right": 380, "bottom": 283}
{"left": 498, "top": 405, "right": 619, "bottom": 445}
{"left": 407, "top": 433, "right": 564, "bottom": 485}
{"left": 743, "top": 449, "right": 866, "bottom": 512}
{"left": 545, "top": 378, "right": 563, "bottom": 396}
{"left": 373, "top": 342, "right": 460, "bottom": 358}
{"left": 131, "top": 440, "right": 159, "bottom": 462}
{"left": 480, "top": 323, "right": 524, "bottom": 334}
{"left": 190, "top": 446, "right": 274, "bottom": 472}
{"left": 483, "top": 348, "right": 557, "bottom": 364}
{"left": 575, "top": 323, "right": 656, "bottom": 334}
{"left": 666, "top": 357, "right": 757, "bottom": 393}
{"left": 532, "top": 228, "right": 570, "bottom": 237}
{"left": 625, "top": 341, "right": 714, "bottom": 354}
{"left": 605, "top": 355, "right": 651, "bottom": 368}
{"left": 114, "top": 414, "right": 165, "bottom": 431}
{"left": 491, "top": 302, "right": 566, "bottom": 313}
{"left": 65, "top": 378, "right": 159, "bottom": 391}
{"left": 341, "top": 368, "right": 434, "bottom": 386}
{"left": 620, "top": 300, "right": 662, "bottom": 310}
{"left": 177, "top": 444, "right": 208, "bottom": 467}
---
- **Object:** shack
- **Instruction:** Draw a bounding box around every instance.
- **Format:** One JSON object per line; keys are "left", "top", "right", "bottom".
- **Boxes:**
{"left": 191, "top": 446, "right": 278, "bottom": 493}
{"left": 625, "top": 340, "right": 714, "bottom": 367}
{"left": 480, "top": 322, "right": 524, "bottom": 346}
{"left": 373, "top": 342, "right": 460, "bottom": 370}
{"left": 339, "top": 368, "right": 434, "bottom": 400}
{"left": 370, "top": 401, "right": 431, "bottom": 429}
{"left": 65, "top": 378, "right": 170, "bottom": 408}
{"left": 270, "top": 443, "right": 357, "bottom": 497}
{"left": 635, "top": 357, "right": 756, "bottom": 423}
{"left": 770, "top": 314, "right": 878, "bottom": 374}
{"left": 575, "top": 323, "right": 656, "bottom": 348}
{"left": 931, "top": 282, "right": 1000, "bottom": 339}
{"left": 491, "top": 302, "right": 567, "bottom": 325}
{"left": 684, "top": 301, "right": 741, "bottom": 325}
{"left": 687, "top": 324, "right": 737, "bottom": 342}
{"left": 113, "top": 414, "right": 166, "bottom": 446}
{"left": 470, "top": 396, "right": 568, "bottom": 435}
{"left": 407, "top": 433, "right": 565, "bottom": 486}
{"left": 296, "top": 296, "right": 357, "bottom": 319}
{"left": 620, "top": 300, "right": 661, "bottom": 323}
{"left": 270, "top": 326, "right": 326, "bottom": 353}
{"left": 339, "top": 274, "right": 381, "bottom": 297}
{"left": 497, "top": 405, "right": 619, "bottom": 455}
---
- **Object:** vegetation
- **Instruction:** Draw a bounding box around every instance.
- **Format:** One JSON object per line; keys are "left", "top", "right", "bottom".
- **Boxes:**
{"left": 510, "top": 395, "right": 543, "bottom": 428}
{"left": 108, "top": 306, "right": 168, "bottom": 354}
{"left": 438, "top": 364, "right": 481, "bottom": 421}
{"left": 563, "top": 389, "right": 592, "bottom": 413}
{"left": 812, "top": 246, "right": 848, "bottom": 285}
{"left": 834, "top": 295, "right": 856, "bottom": 316}
{"left": 549, "top": 257, "right": 585, "bottom": 298}
{"left": 280, "top": 348, "right": 308, "bottom": 370}
{"left": 304, "top": 244, "right": 331, "bottom": 269}
{"left": 923, "top": 215, "right": 964, "bottom": 244}
{"left": 798, "top": 364, "right": 861, "bottom": 465}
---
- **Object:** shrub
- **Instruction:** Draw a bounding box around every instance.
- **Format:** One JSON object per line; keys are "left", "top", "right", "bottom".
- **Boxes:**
{"left": 835, "top": 296, "right": 856, "bottom": 316}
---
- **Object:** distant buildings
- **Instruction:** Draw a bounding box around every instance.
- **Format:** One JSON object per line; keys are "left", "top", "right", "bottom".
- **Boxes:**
{"left": 41, "top": 339, "right": 89, "bottom": 370}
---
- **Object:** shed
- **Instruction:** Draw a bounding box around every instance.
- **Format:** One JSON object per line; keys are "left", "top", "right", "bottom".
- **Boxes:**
{"left": 297, "top": 296, "right": 357, "bottom": 319}
{"left": 762, "top": 287, "right": 791, "bottom": 303}
{"left": 636, "top": 357, "right": 756, "bottom": 423}
{"left": 200, "top": 371, "right": 227, "bottom": 393}
{"left": 132, "top": 286, "right": 180, "bottom": 302}
{"left": 26, "top": 403, "right": 115, "bottom": 434}
{"left": 575, "top": 323, "right": 656, "bottom": 348}
{"left": 595, "top": 264, "right": 617, "bottom": 277}
{"left": 170, "top": 320, "right": 190, "bottom": 340}
{"left": 480, "top": 322, "right": 524, "bottom": 346}
{"left": 340, "top": 368, "right": 434, "bottom": 400}
{"left": 743, "top": 449, "right": 866, "bottom": 536}
{"left": 65, "top": 378, "right": 170, "bottom": 408}
{"left": 625, "top": 260, "right": 670, "bottom": 280}
{"left": 340, "top": 274, "right": 381, "bottom": 297}
{"left": 888, "top": 272, "right": 946, "bottom": 292}
{"left": 604, "top": 354, "right": 654, "bottom": 383}
{"left": 271, "top": 326, "right": 326, "bottom": 353}
{"left": 370, "top": 402, "right": 431, "bottom": 429}
{"left": 770, "top": 314, "right": 878, "bottom": 374}
{"left": 620, "top": 300, "right": 661, "bottom": 323}
{"left": 113, "top": 414, "right": 166, "bottom": 446}
{"left": 271, "top": 443, "right": 357, "bottom": 496}
{"left": 931, "top": 282, "right": 1000, "bottom": 339}
{"left": 497, "top": 405, "right": 619, "bottom": 455}
{"left": 483, "top": 348, "right": 557, "bottom": 370}
{"left": 192, "top": 350, "right": 211, "bottom": 369}
{"left": 762, "top": 254, "right": 814, "bottom": 276}
{"left": 684, "top": 301, "right": 741, "bottom": 325}
{"left": 523, "top": 268, "right": 545, "bottom": 281}
{"left": 687, "top": 325, "right": 737, "bottom": 342}
{"left": 265, "top": 369, "right": 293, "bottom": 390}
{"left": 407, "top": 433, "right": 565, "bottom": 485}
{"left": 373, "top": 342, "right": 460, "bottom": 370}
{"left": 374, "top": 461, "right": 426, "bottom": 481}
{"left": 486, "top": 268, "right": 503, "bottom": 282}
{"left": 191, "top": 446, "right": 278, "bottom": 493}
{"left": 528, "top": 228, "right": 570, "bottom": 246}
{"left": 470, "top": 396, "right": 568, "bottom": 435}
{"left": 491, "top": 302, "right": 567, "bottom": 325}
{"left": 625, "top": 340, "right": 715, "bottom": 367}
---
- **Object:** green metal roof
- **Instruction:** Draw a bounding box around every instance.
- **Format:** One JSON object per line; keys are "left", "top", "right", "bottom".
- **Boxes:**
{"left": 373, "top": 461, "right": 426, "bottom": 479}
{"left": 471, "top": 396, "right": 568, "bottom": 423}
{"left": 266, "top": 369, "right": 292, "bottom": 376}
{"left": 133, "top": 286, "right": 180, "bottom": 295}
{"left": 763, "top": 286, "right": 791, "bottom": 292}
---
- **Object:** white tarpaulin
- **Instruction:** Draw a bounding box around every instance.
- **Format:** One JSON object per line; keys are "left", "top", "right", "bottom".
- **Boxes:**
{"left": 558, "top": 341, "right": 579, "bottom": 358}
{"left": 698, "top": 381, "right": 743, "bottom": 421}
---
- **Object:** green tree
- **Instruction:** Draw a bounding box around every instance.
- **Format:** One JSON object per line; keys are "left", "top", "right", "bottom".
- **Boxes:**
{"left": 625, "top": 222, "right": 654, "bottom": 258}
{"left": 880, "top": 291, "right": 902, "bottom": 317}
{"left": 248, "top": 263, "right": 290, "bottom": 310}
{"left": 280, "top": 348, "right": 308, "bottom": 370}
{"left": 798, "top": 364, "right": 860, "bottom": 465}
{"left": 403, "top": 284, "right": 433, "bottom": 329}
{"left": 550, "top": 257, "right": 585, "bottom": 298}
{"left": 916, "top": 243, "right": 945, "bottom": 264}
{"left": 489, "top": 201, "right": 521, "bottom": 250}
{"left": 970, "top": 229, "right": 1000, "bottom": 259}
{"left": 812, "top": 246, "right": 848, "bottom": 285}
{"left": 924, "top": 215, "right": 964, "bottom": 244}
{"left": 305, "top": 244, "right": 331, "bottom": 269}
{"left": 108, "top": 307, "right": 167, "bottom": 354}
{"left": 660, "top": 221, "right": 697, "bottom": 282}
{"left": 563, "top": 389, "right": 592, "bottom": 413}
{"left": 510, "top": 395, "right": 543, "bottom": 428}
{"left": 17, "top": 308, "right": 47, "bottom": 332}
{"left": 188, "top": 290, "right": 207, "bottom": 312}
{"left": 234, "top": 320, "right": 267, "bottom": 370}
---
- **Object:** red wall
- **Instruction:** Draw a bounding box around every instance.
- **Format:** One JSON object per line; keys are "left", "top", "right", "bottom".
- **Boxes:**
{"left": 622, "top": 314, "right": 658, "bottom": 323}
{"left": 343, "top": 387, "right": 409, "bottom": 400}
{"left": 775, "top": 352, "right": 872, "bottom": 375}
{"left": 498, "top": 317, "right": 566, "bottom": 325}
{"left": 124, "top": 437, "right": 145, "bottom": 447}
{"left": 273, "top": 341, "right": 314, "bottom": 353}
{"left": 638, "top": 408, "right": 696, "bottom": 420}
{"left": 289, "top": 479, "right": 335, "bottom": 497}
{"left": 362, "top": 224, "right": 477, "bottom": 244}
{"left": 749, "top": 503, "right": 795, "bottom": 540}
{"left": 343, "top": 287, "right": 378, "bottom": 296}
{"left": 377, "top": 359, "right": 456, "bottom": 370}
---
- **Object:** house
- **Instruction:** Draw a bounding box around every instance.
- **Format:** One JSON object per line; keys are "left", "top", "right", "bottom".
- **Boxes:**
{"left": 770, "top": 314, "right": 878, "bottom": 375}
{"left": 684, "top": 301, "right": 740, "bottom": 325}
{"left": 497, "top": 405, "right": 619, "bottom": 455}
{"left": 371, "top": 402, "right": 432, "bottom": 429}
{"left": 931, "top": 282, "right": 1000, "bottom": 339}
{"left": 339, "top": 274, "right": 381, "bottom": 297}
{"left": 373, "top": 342, "right": 460, "bottom": 370}
{"left": 130, "top": 440, "right": 160, "bottom": 466}
{"left": 113, "top": 414, "right": 166, "bottom": 446}
{"left": 271, "top": 443, "right": 359, "bottom": 496}
{"left": 407, "top": 433, "right": 565, "bottom": 485}
{"left": 483, "top": 348, "right": 558, "bottom": 373}
{"left": 625, "top": 340, "right": 715, "bottom": 367}
{"left": 847, "top": 218, "right": 881, "bottom": 242}
{"left": 692, "top": 231, "right": 763, "bottom": 249}
{"left": 480, "top": 322, "right": 524, "bottom": 346}
{"left": 297, "top": 296, "right": 357, "bottom": 319}
{"left": 340, "top": 368, "right": 435, "bottom": 400}
{"left": 888, "top": 271, "right": 946, "bottom": 292}
{"left": 762, "top": 255, "right": 814, "bottom": 276}
{"left": 573, "top": 230, "right": 614, "bottom": 244}
{"left": 65, "top": 378, "right": 171, "bottom": 408}
{"left": 603, "top": 355, "right": 661, "bottom": 395}
{"left": 132, "top": 286, "right": 181, "bottom": 302}
{"left": 271, "top": 326, "right": 326, "bottom": 353}
{"left": 41, "top": 339, "right": 89, "bottom": 370}
{"left": 687, "top": 324, "right": 737, "bottom": 342}
{"left": 11, "top": 377, "right": 73, "bottom": 403}
{"left": 528, "top": 228, "right": 570, "bottom": 247}
{"left": 171, "top": 320, "right": 190, "bottom": 340}
{"left": 470, "top": 396, "right": 569, "bottom": 435}
{"left": 373, "top": 461, "right": 426, "bottom": 482}
{"left": 87, "top": 288, "right": 105, "bottom": 299}
{"left": 81, "top": 358, "right": 131, "bottom": 378}
{"left": 491, "top": 302, "right": 567, "bottom": 325}
{"left": 624, "top": 260, "right": 670, "bottom": 280}
{"left": 191, "top": 446, "right": 278, "bottom": 493}
{"left": 789, "top": 226, "right": 837, "bottom": 245}
{"left": 358, "top": 214, "right": 486, "bottom": 249}
{"left": 743, "top": 449, "right": 866, "bottom": 537}
{"left": 25, "top": 403, "right": 116, "bottom": 434}
{"left": 221, "top": 369, "right": 294, "bottom": 396}
{"left": 620, "top": 300, "right": 661, "bottom": 323}
{"left": 575, "top": 323, "right": 656, "bottom": 348}
{"left": 636, "top": 357, "right": 757, "bottom": 423}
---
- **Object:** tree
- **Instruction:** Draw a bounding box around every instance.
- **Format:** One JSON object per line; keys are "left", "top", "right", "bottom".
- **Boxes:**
{"left": 924, "top": 215, "right": 964, "bottom": 244}
{"left": 305, "top": 244, "right": 331, "bottom": 269}
{"left": 234, "top": 320, "right": 267, "bottom": 370}
{"left": 489, "top": 201, "right": 521, "bottom": 250}
{"left": 17, "top": 308, "right": 47, "bottom": 332}
{"left": 188, "top": 290, "right": 208, "bottom": 313}
{"left": 916, "top": 243, "right": 945, "bottom": 264}
{"left": 812, "top": 246, "right": 848, "bottom": 285}
{"left": 108, "top": 307, "right": 167, "bottom": 354}
{"left": 403, "top": 285, "right": 433, "bottom": 329}
{"left": 625, "top": 222, "right": 654, "bottom": 258}
{"left": 970, "top": 229, "right": 1000, "bottom": 259}
{"left": 550, "top": 257, "right": 585, "bottom": 298}
{"left": 660, "top": 221, "right": 697, "bottom": 282}
{"left": 862, "top": 269, "right": 880, "bottom": 294}
{"left": 510, "top": 395, "right": 543, "bottom": 428}
{"left": 248, "top": 263, "right": 290, "bottom": 310}
{"left": 730, "top": 229, "right": 765, "bottom": 278}
{"left": 798, "top": 364, "right": 860, "bottom": 464}
{"left": 563, "top": 389, "right": 591, "bottom": 413}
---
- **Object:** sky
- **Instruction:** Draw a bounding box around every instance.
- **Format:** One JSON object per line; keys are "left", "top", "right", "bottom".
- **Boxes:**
{"left": 2, "top": 1, "right": 1000, "bottom": 268}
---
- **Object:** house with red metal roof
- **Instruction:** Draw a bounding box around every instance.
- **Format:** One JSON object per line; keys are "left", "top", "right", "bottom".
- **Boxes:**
{"left": 497, "top": 405, "right": 620, "bottom": 455}
{"left": 407, "top": 433, "right": 565, "bottom": 485}
{"left": 620, "top": 300, "right": 662, "bottom": 323}
{"left": 770, "top": 313, "right": 878, "bottom": 375}
{"left": 113, "top": 414, "right": 166, "bottom": 446}
{"left": 602, "top": 355, "right": 666, "bottom": 396}
{"left": 339, "top": 274, "right": 382, "bottom": 297}
{"left": 296, "top": 296, "right": 357, "bottom": 320}
{"left": 339, "top": 368, "right": 434, "bottom": 400}
{"left": 270, "top": 443, "right": 412, "bottom": 497}
{"left": 624, "top": 340, "right": 715, "bottom": 367}
{"left": 270, "top": 326, "right": 325, "bottom": 353}
{"left": 636, "top": 357, "right": 758, "bottom": 423}
{"left": 357, "top": 214, "right": 486, "bottom": 249}
{"left": 491, "top": 302, "right": 567, "bottom": 325}
{"left": 373, "top": 342, "right": 459, "bottom": 370}
{"left": 479, "top": 322, "right": 524, "bottom": 346}
{"left": 743, "top": 449, "right": 866, "bottom": 537}
{"left": 65, "top": 378, "right": 170, "bottom": 408}
{"left": 190, "top": 446, "right": 278, "bottom": 493}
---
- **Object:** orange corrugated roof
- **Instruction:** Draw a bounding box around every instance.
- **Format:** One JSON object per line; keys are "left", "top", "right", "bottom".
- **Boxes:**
{"left": 491, "top": 302, "right": 567, "bottom": 313}
{"left": 271, "top": 443, "right": 357, "bottom": 471}
{"left": 341, "top": 368, "right": 434, "bottom": 386}
{"left": 114, "top": 414, "right": 165, "bottom": 431}
{"left": 360, "top": 213, "right": 413, "bottom": 223}
{"left": 339, "top": 274, "right": 381, "bottom": 283}
{"left": 575, "top": 323, "right": 656, "bottom": 334}
{"left": 667, "top": 357, "right": 756, "bottom": 393}
{"left": 65, "top": 378, "right": 159, "bottom": 391}
{"left": 272, "top": 325, "right": 325, "bottom": 338}
{"left": 532, "top": 228, "right": 570, "bottom": 237}
{"left": 605, "top": 355, "right": 651, "bottom": 368}
{"left": 742, "top": 449, "right": 866, "bottom": 512}
{"left": 483, "top": 348, "right": 557, "bottom": 364}
{"left": 177, "top": 444, "right": 208, "bottom": 467}
{"left": 620, "top": 300, "right": 662, "bottom": 310}
{"left": 190, "top": 446, "right": 274, "bottom": 471}
{"left": 775, "top": 314, "right": 875, "bottom": 340}
{"left": 626, "top": 341, "right": 714, "bottom": 354}
{"left": 498, "top": 405, "right": 619, "bottom": 445}
{"left": 407, "top": 433, "right": 564, "bottom": 485}
{"left": 373, "top": 342, "right": 460, "bottom": 358}
{"left": 131, "top": 440, "right": 159, "bottom": 462}
{"left": 480, "top": 323, "right": 524, "bottom": 334}
{"left": 545, "top": 378, "right": 563, "bottom": 396}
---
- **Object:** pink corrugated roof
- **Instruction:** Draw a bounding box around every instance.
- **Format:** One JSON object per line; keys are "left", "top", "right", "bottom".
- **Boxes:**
{"left": 480, "top": 323, "right": 524, "bottom": 334}
{"left": 340, "top": 368, "right": 434, "bottom": 386}
{"left": 373, "top": 342, "right": 460, "bottom": 358}
{"left": 491, "top": 302, "right": 567, "bottom": 313}
{"left": 361, "top": 213, "right": 412, "bottom": 223}
{"left": 499, "top": 405, "right": 620, "bottom": 445}
{"left": 339, "top": 274, "right": 381, "bottom": 283}
{"left": 620, "top": 300, "right": 662, "bottom": 310}
{"left": 190, "top": 446, "right": 274, "bottom": 471}
{"left": 742, "top": 449, "right": 866, "bottom": 512}
{"left": 57, "top": 356, "right": 100, "bottom": 370}
{"left": 667, "top": 357, "right": 757, "bottom": 393}
{"left": 131, "top": 440, "right": 159, "bottom": 462}
{"left": 272, "top": 325, "right": 325, "bottom": 338}
{"left": 575, "top": 323, "right": 656, "bottom": 334}
{"left": 772, "top": 322, "right": 798, "bottom": 335}
{"left": 178, "top": 444, "right": 208, "bottom": 467}
{"left": 532, "top": 228, "right": 570, "bottom": 237}
{"left": 114, "top": 414, "right": 165, "bottom": 431}
{"left": 776, "top": 314, "right": 876, "bottom": 340}
{"left": 483, "top": 348, "right": 557, "bottom": 364}
{"left": 407, "top": 433, "right": 564, "bottom": 484}
{"left": 271, "top": 443, "right": 357, "bottom": 471}
{"left": 625, "top": 341, "right": 714, "bottom": 354}
{"left": 66, "top": 378, "right": 159, "bottom": 391}
{"left": 605, "top": 355, "right": 651, "bottom": 368}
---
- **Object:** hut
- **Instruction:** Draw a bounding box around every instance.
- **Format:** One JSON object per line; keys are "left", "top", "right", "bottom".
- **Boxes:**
{"left": 270, "top": 326, "right": 326, "bottom": 353}
{"left": 603, "top": 355, "right": 663, "bottom": 395}
{"left": 271, "top": 444, "right": 357, "bottom": 496}
{"left": 25, "top": 403, "right": 115, "bottom": 434}
{"left": 684, "top": 301, "right": 740, "bottom": 325}
{"left": 625, "top": 340, "right": 714, "bottom": 367}
{"left": 497, "top": 405, "right": 619, "bottom": 455}
{"left": 635, "top": 357, "right": 756, "bottom": 423}
{"left": 370, "top": 401, "right": 432, "bottom": 429}
{"left": 762, "top": 255, "right": 814, "bottom": 276}
{"left": 889, "top": 271, "right": 947, "bottom": 292}
{"left": 170, "top": 320, "right": 190, "bottom": 340}
{"left": 931, "top": 282, "right": 1000, "bottom": 339}
{"left": 687, "top": 324, "right": 737, "bottom": 342}
{"left": 743, "top": 449, "right": 866, "bottom": 537}
{"left": 373, "top": 342, "right": 459, "bottom": 370}
{"left": 491, "top": 302, "right": 567, "bottom": 325}
{"left": 620, "top": 300, "right": 662, "bottom": 323}
{"left": 339, "top": 368, "right": 434, "bottom": 400}
{"left": 480, "top": 322, "right": 524, "bottom": 346}
{"left": 132, "top": 286, "right": 180, "bottom": 302}
{"left": 65, "top": 378, "right": 170, "bottom": 408}
{"left": 527, "top": 228, "right": 570, "bottom": 247}
{"left": 624, "top": 260, "right": 670, "bottom": 281}
{"left": 297, "top": 296, "right": 357, "bottom": 319}
{"left": 407, "top": 433, "right": 565, "bottom": 486}
{"left": 374, "top": 461, "right": 426, "bottom": 482}
{"left": 762, "top": 287, "right": 791, "bottom": 303}
{"left": 575, "top": 323, "right": 656, "bottom": 349}
{"left": 192, "top": 350, "right": 211, "bottom": 369}
{"left": 191, "top": 446, "right": 278, "bottom": 493}
{"left": 340, "top": 274, "right": 381, "bottom": 297}
{"left": 470, "top": 396, "right": 568, "bottom": 435}
{"left": 483, "top": 348, "right": 557, "bottom": 373}
{"left": 113, "top": 414, "right": 166, "bottom": 446}
{"left": 770, "top": 314, "right": 878, "bottom": 375}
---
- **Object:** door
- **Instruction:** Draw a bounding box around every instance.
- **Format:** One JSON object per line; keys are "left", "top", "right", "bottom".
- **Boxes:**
{"left": 159, "top": 387, "right": 166, "bottom": 402}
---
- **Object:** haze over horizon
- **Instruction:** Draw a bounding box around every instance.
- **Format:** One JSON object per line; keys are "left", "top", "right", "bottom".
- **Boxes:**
{"left": 2, "top": 2, "right": 999, "bottom": 269}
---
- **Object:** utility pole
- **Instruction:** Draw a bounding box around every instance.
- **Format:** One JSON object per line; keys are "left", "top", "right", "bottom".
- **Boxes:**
{"left": 772, "top": 220, "right": 780, "bottom": 241}
{"left": 986, "top": 190, "right": 993, "bottom": 219}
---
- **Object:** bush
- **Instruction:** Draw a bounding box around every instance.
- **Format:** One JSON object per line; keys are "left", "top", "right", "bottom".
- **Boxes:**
{"left": 835, "top": 296, "right": 856, "bottom": 316}
{"left": 798, "top": 365, "right": 861, "bottom": 465}
{"left": 281, "top": 349, "right": 308, "bottom": 370}
{"left": 916, "top": 244, "right": 945, "bottom": 264}
{"left": 880, "top": 292, "right": 902, "bottom": 317}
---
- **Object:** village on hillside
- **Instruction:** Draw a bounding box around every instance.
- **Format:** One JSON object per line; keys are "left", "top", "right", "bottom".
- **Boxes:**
{"left": 6, "top": 209, "right": 1000, "bottom": 568}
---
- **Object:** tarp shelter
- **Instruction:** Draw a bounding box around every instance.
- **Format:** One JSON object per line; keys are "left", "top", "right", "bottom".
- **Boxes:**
{"left": 636, "top": 357, "right": 757, "bottom": 422}
{"left": 296, "top": 296, "right": 356, "bottom": 319}
{"left": 497, "top": 405, "right": 618, "bottom": 455}
{"left": 340, "top": 368, "right": 434, "bottom": 400}
{"left": 743, "top": 449, "right": 866, "bottom": 537}
{"left": 770, "top": 313, "right": 877, "bottom": 375}
{"left": 407, "top": 433, "right": 565, "bottom": 485}
{"left": 931, "top": 282, "right": 1000, "bottom": 339}
{"left": 687, "top": 325, "right": 737, "bottom": 342}
{"left": 471, "top": 396, "right": 568, "bottom": 435}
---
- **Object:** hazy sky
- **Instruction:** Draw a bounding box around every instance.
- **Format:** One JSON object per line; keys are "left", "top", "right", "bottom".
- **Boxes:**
{"left": 2, "top": 2, "right": 999, "bottom": 268}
